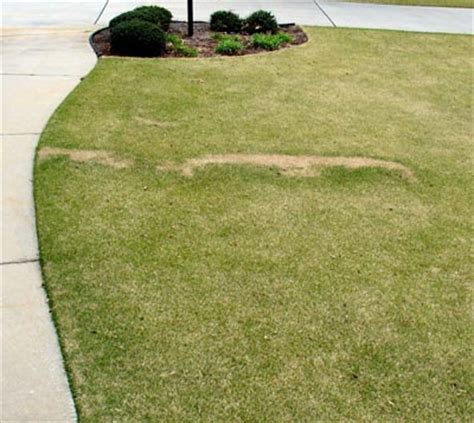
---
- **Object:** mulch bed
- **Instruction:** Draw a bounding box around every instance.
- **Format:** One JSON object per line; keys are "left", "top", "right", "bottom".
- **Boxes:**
{"left": 91, "top": 22, "right": 308, "bottom": 58}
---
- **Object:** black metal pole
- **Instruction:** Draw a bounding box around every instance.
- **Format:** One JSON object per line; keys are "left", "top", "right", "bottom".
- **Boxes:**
{"left": 187, "top": 0, "right": 193, "bottom": 36}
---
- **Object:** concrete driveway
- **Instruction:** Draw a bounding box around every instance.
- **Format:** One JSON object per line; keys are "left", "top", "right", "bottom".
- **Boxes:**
{"left": 1, "top": 0, "right": 472, "bottom": 421}
{"left": 1, "top": 5, "right": 99, "bottom": 422}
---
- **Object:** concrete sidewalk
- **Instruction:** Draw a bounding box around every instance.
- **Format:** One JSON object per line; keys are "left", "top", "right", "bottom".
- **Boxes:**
{"left": 1, "top": 25, "right": 98, "bottom": 423}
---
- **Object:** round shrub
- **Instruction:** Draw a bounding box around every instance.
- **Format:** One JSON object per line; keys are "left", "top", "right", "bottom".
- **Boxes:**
{"left": 210, "top": 10, "right": 242, "bottom": 33}
{"left": 110, "top": 20, "right": 166, "bottom": 57}
{"left": 109, "top": 5, "right": 172, "bottom": 31}
{"left": 134, "top": 5, "right": 172, "bottom": 30}
{"left": 110, "top": 11, "right": 139, "bottom": 28}
{"left": 244, "top": 10, "right": 278, "bottom": 34}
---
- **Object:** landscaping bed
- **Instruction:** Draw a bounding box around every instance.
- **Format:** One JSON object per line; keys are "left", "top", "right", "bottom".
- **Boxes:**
{"left": 90, "top": 6, "right": 307, "bottom": 58}
{"left": 92, "top": 22, "right": 307, "bottom": 58}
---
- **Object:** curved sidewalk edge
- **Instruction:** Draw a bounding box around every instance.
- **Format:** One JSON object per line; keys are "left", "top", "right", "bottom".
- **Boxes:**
{"left": 1, "top": 27, "right": 97, "bottom": 422}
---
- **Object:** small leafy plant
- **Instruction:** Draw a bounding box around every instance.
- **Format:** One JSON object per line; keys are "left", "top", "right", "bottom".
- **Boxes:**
{"left": 166, "top": 34, "right": 181, "bottom": 46}
{"left": 244, "top": 10, "right": 279, "bottom": 34}
{"left": 251, "top": 33, "right": 293, "bottom": 50}
{"left": 215, "top": 36, "right": 244, "bottom": 55}
{"left": 167, "top": 34, "right": 198, "bottom": 57}
{"left": 210, "top": 10, "right": 242, "bottom": 33}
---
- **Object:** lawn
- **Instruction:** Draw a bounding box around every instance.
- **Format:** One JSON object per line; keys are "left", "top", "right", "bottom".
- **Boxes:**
{"left": 35, "top": 27, "right": 473, "bottom": 421}
{"left": 346, "top": 0, "right": 473, "bottom": 7}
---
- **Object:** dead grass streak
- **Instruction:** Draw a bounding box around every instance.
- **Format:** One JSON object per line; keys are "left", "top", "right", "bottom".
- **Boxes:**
{"left": 38, "top": 147, "right": 133, "bottom": 169}
{"left": 159, "top": 154, "right": 415, "bottom": 179}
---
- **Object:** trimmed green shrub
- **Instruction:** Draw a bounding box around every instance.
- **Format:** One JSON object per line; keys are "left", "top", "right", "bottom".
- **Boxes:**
{"left": 109, "top": 5, "right": 172, "bottom": 31}
{"left": 215, "top": 37, "right": 244, "bottom": 55}
{"left": 210, "top": 10, "right": 242, "bottom": 33}
{"left": 110, "top": 11, "right": 139, "bottom": 28}
{"left": 166, "top": 34, "right": 198, "bottom": 57}
{"left": 110, "top": 20, "right": 166, "bottom": 57}
{"left": 134, "top": 5, "right": 172, "bottom": 30}
{"left": 251, "top": 33, "right": 293, "bottom": 50}
{"left": 244, "top": 10, "right": 278, "bottom": 34}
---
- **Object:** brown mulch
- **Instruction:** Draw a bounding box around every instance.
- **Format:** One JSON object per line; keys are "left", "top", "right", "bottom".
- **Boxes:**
{"left": 91, "top": 22, "right": 308, "bottom": 58}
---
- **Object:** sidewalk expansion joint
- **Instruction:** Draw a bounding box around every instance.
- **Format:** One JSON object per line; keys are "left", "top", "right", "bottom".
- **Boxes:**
{"left": 313, "top": 0, "right": 337, "bottom": 28}
{"left": 2, "top": 132, "right": 41, "bottom": 136}
{"left": 1, "top": 72, "right": 82, "bottom": 78}
{"left": 1, "top": 258, "right": 40, "bottom": 266}
{"left": 95, "top": 0, "right": 110, "bottom": 25}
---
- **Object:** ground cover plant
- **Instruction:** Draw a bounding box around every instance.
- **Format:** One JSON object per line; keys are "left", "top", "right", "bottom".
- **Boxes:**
{"left": 166, "top": 34, "right": 198, "bottom": 57}
{"left": 35, "top": 27, "right": 473, "bottom": 421}
{"left": 251, "top": 33, "right": 293, "bottom": 50}
{"left": 214, "top": 34, "right": 244, "bottom": 55}
{"left": 347, "top": 0, "right": 472, "bottom": 6}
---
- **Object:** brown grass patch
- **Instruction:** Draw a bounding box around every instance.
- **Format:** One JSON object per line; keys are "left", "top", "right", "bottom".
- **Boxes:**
{"left": 158, "top": 154, "right": 414, "bottom": 179}
{"left": 38, "top": 147, "right": 133, "bottom": 169}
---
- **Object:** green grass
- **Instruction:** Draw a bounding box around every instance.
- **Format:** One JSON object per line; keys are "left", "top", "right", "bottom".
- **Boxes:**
{"left": 346, "top": 0, "right": 473, "bottom": 7}
{"left": 35, "top": 27, "right": 473, "bottom": 421}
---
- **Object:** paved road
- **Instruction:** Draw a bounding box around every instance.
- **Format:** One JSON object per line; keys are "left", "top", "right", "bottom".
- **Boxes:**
{"left": 2, "top": 1, "right": 473, "bottom": 33}
{"left": 1, "top": 0, "right": 472, "bottom": 421}
{"left": 320, "top": 1, "right": 473, "bottom": 33}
